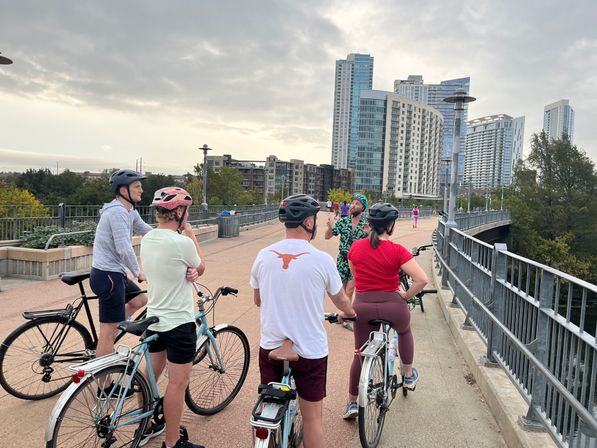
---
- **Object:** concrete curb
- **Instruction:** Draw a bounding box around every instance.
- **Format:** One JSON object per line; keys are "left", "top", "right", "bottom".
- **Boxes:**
{"left": 430, "top": 253, "right": 557, "bottom": 448}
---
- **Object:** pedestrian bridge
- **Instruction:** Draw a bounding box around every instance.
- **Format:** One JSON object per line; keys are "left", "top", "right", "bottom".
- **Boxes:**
{"left": 437, "top": 210, "right": 597, "bottom": 448}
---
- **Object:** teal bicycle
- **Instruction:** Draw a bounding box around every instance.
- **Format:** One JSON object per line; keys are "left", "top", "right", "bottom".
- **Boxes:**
{"left": 45, "top": 283, "right": 250, "bottom": 448}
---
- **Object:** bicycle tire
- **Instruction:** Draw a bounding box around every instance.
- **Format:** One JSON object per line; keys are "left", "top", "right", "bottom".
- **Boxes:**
{"left": 185, "top": 325, "right": 250, "bottom": 415}
{"left": 0, "top": 317, "right": 94, "bottom": 400}
{"left": 47, "top": 364, "right": 151, "bottom": 448}
{"left": 289, "top": 404, "right": 303, "bottom": 448}
{"left": 358, "top": 354, "right": 387, "bottom": 448}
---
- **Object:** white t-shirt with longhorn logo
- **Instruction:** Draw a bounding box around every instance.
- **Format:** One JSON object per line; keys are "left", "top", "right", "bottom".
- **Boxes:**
{"left": 250, "top": 238, "right": 343, "bottom": 359}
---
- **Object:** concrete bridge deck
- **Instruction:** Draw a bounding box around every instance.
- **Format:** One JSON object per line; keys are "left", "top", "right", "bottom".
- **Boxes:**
{"left": 0, "top": 217, "right": 509, "bottom": 447}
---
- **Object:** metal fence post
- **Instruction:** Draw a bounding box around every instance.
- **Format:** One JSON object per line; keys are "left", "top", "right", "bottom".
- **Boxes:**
{"left": 484, "top": 243, "right": 508, "bottom": 366}
{"left": 441, "top": 225, "right": 452, "bottom": 288}
{"left": 519, "top": 268, "right": 552, "bottom": 431}
{"left": 58, "top": 203, "right": 66, "bottom": 228}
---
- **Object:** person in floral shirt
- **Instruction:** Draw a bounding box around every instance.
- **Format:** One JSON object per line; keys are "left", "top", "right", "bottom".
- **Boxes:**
{"left": 324, "top": 194, "right": 369, "bottom": 299}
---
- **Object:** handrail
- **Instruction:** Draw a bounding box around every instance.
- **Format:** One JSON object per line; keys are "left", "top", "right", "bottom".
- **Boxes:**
{"left": 44, "top": 230, "right": 93, "bottom": 250}
{"left": 435, "top": 247, "right": 597, "bottom": 434}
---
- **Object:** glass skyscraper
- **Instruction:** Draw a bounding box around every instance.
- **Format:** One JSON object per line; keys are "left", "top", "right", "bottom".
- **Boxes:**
{"left": 331, "top": 53, "right": 374, "bottom": 170}
{"left": 543, "top": 99, "right": 575, "bottom": 143}
{"left": 395, "top": 75, "right": 471, "bottom": 186}
{"left": 464, "top": 115, "right": 525, "bottom": 189}
{"left": 356, "top": 90, "right": 386, "bottom": 193}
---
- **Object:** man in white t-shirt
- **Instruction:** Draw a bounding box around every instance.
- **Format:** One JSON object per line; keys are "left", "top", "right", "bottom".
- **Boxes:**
{"left": 140, "top": 187, "right": 206, "bottom": 448}
{"left": 250, "top": 194, "right": 356, "bottom": 448}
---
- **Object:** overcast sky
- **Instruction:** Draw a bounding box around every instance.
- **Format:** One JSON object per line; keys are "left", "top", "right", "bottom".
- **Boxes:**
{"left": 1, "top": 0, "right": 595, "bottom": 175}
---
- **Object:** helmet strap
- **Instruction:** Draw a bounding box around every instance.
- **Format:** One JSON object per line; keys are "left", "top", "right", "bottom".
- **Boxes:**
{"left": 300, "top": 214, "right": 317, "bottom": 241}
{"left": 118, "top": 185, "right": 137, "bottom": 210}
{"left": 176, "top": 206, "right": 188, "bottom": 233}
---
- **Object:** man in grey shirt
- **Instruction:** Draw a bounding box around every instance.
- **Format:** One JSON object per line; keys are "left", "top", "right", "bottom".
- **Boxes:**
{"left": 89, "top": 169, "right": 153, "bottom": 366}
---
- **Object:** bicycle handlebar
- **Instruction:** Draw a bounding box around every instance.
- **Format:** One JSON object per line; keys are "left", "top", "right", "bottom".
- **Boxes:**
{"left": 324, "top": 313, "right": 357, "bottom": 324}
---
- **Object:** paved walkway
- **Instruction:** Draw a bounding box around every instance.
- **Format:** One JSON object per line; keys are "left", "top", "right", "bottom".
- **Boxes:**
{"left": 0, "top": 216, "right": 505, "bottom": 447}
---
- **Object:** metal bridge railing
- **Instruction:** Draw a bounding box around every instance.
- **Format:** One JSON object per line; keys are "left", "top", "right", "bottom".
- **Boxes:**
{"left": 436, "top": 216, "right": 597, "bottom": 447}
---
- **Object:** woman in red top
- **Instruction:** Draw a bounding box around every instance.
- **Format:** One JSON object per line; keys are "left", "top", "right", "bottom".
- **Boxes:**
{"left": 341, "top": 203, "right": 428, "bottom": 419}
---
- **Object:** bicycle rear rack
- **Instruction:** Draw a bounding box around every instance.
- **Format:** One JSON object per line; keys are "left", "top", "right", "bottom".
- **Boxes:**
{"left": 358, "top": 331, "right": 386, "bottom": 358}
{"left": 23, "top": 304, "right": 74, "bottom": 320}
{"left": 250, "top": 382, "right": 296, "bottom": 428}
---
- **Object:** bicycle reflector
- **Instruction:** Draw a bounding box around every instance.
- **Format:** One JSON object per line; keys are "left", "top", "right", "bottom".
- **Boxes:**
{"left": 255, "top": 427, "right": 269, "bottom": 440}
{"left": 71, "top": 369, "right": 85, "bottom": 383}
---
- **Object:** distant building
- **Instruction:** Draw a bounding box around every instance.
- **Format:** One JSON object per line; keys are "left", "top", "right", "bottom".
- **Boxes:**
{"left": 394, "top": 75, "right": 471, "bottom": 187}
{"left": 543, "top": 99, "right": 574, "bottom": 142}
{"left": 465, "top": 114, "right": 525, "bottom": 189}
{"left": 206, "top": 154, "right": 266, "bottom": 201}
{"left": 355, "top": 90, "right": 443, "bottom": 198}
{"left": 331, "top": 53, "right": 374, "bottom": 170}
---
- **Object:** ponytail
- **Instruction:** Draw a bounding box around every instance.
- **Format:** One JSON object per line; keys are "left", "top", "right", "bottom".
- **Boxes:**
{"left": 369, "top": 226, "right": 383, "bottom": 249}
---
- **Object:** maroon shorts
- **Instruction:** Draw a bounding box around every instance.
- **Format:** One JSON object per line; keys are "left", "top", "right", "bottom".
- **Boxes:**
{"left": 259, "top": 347, "right": 328, "bottom": 402}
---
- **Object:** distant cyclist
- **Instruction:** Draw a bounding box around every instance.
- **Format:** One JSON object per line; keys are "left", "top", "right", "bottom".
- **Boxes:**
{"left": 342, "top": 202, "right": 428, "bottom": 419}
{"left": 251, "top": 194, "right": 356, "bottom": 448}
{"left": 140, "top": 187, "right": 206, "bottom": 448}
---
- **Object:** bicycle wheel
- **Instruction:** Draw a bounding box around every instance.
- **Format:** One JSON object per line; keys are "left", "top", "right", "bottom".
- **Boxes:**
{"left": 0, "top": 317, "right": 94, "bottom": 400}
{"left": 289, "top": 404, "right": 303, "bottom": 448}
{"left": 358, "top": 354, "right": 387, "bottom": 448}
{"left": 47, "top": 364, "right": 151, "bottom": 448}
{"left": 185, "top": 325, "right": 250, "bottom": 415}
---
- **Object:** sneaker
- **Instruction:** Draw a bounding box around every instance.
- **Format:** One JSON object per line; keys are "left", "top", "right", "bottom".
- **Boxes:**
{"left": 139, "top": 422, "right": 165, "bottom": 446}
{"left": 96, "top": 381, "right": 135, "bottom": 399}
{"left": 161, "top": 426, "right": 205, "bottom": 448}
{"left": 342, "top": 401, "right": 358, "bottom": 419}
{"left": 161, "top": 439, "right": 205, "bottom": 448}
{"left": 404, "top": 368, "right": 419, "bottom": 390}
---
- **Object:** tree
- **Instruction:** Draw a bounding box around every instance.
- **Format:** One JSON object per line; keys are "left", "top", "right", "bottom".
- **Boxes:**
{"left": 327, "top": 188, "right": 351, "bottom": 204}
{"left": 507, "top": 132, "right": 597, "bottom": 282}
{"left": 0, "top": 185, "right": 50, "bottom": 239}
{"left": 210, "top": 167, "right": 243, "bottom": 205}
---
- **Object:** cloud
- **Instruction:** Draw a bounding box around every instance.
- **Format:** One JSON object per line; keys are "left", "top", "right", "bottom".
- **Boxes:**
{"left": 0, "top": 0, "right": 595, "bottom": 171}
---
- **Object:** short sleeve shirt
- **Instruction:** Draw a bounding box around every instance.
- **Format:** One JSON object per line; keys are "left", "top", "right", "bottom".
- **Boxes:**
{"left": 250, "top": 239, "right": 342, "bottom": 359}
{"left": 140, "top": 229, "right": 200, "bottom": 332}
{"left": 332, "top": 215, "right": 368, "bottom": 254}
{"left": 348, "top": 239, "right": 413, "bottom": 292}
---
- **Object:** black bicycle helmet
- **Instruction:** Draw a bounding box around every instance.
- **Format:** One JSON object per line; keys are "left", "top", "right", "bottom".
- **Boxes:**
{"left": 109, "top": 169, "right": 147, "bottom": 195}
{"left": 367, "top": 202, "right": 399, "bottom": 227}
{"left": 279, "top": 194, "right": 320, "bottom": 228}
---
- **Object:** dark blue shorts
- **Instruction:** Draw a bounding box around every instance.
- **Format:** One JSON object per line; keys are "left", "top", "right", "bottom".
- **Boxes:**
{"left": 147, "top": 322, "right": 197, "bottom": 364}
{"left": 90, "top": 268, "right": 143, "bottom": 324}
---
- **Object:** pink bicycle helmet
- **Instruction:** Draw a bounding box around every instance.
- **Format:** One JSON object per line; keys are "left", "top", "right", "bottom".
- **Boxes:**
{"left": 151, "top": 187, "right": 193, "bottom": 210}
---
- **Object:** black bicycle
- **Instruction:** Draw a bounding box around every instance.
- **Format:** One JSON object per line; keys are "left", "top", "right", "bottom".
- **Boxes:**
{"left": 399, "top": 244, "right": 433, "bottom": 313}
{"left": 0, "top": 270, "right": 146, "bottom": 400}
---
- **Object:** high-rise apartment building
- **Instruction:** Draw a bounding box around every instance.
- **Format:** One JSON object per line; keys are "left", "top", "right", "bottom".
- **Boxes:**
{"left": 464, "top": 114, "right": 525, "bottom": 189}
{"left": 543, "top": 99, "right": 574, "bottom": 143}
{"left": 355, "top": 90, "right": 443, "bottom": 198}
{"left": 331, "top": 53, "right": 374, "bottom": 170}
{"left": 394, "top": 75, "right": 471, "bottom": 186}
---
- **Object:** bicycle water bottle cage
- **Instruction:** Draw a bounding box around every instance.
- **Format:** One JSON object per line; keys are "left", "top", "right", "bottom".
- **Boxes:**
{"left": 359, "top": 330, "right": 386, "bottom": 358}
{"left": 23, "top": 304, "right": 74, "bottom": 320}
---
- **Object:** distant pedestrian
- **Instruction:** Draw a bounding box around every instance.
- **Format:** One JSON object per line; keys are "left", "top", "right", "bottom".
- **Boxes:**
{"left": 326, "top": 199, "right": 333, "bottom": 213}
{"left": 333, "top": 201, "right": 340, "bottom": 217}
{"left": 340, "top": 201, "right": 349, "bottom": 218}
{"left": 411, "top": 205, "right": 420, "bottom": 228}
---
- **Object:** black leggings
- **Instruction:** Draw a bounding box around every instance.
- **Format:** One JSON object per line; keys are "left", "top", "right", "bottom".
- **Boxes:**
{"left": 349, "top": 291, "right": 413, "bottom": 396}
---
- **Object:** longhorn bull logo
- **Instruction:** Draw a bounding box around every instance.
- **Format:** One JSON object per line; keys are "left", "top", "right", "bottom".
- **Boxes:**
{"left": 269, "top": 250, "right": 310, "bottom": 269}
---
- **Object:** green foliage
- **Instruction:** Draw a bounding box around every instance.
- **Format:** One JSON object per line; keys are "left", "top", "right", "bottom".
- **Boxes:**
{"left": 508, "top": 132, "right": 597, "bottom": 282}
{"left": 0, "top": 185, "right": 50, "bottom": 239}
{"left": 138, "top": 174, "right": 177, "bottom": 206}
{"left": 22, "top": 221, "right": 97, "bottom": 249}
{"left": 327, "top": 188, "right": 351, "bottom": 203}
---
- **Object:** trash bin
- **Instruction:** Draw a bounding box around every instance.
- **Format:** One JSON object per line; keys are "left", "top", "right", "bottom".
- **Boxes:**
{"left": 217, "top": 214, "right": 240, "bottom": 238}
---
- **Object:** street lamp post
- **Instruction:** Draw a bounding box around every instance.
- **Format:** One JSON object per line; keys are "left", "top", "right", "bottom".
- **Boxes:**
{"left": 0, "top": 52, "right": 13, "bottom": 65}
{"left": 442, "top": 90, "right": 476, "bottom": 228}
{"left": 199, "top": 144, "right": 212, "bottom": 221}
{"left": 467, "top": 178, "right": 472, "bottom": 213}
{"left": 441, "top": 157, "right": 451, "bottom": 215}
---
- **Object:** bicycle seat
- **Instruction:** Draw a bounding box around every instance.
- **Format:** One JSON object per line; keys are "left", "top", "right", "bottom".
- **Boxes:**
{"left": 118, "top": 316, "right": 159, "bottom": 336}
{"left": 268, "top": 340, "right": 299, "bottom": 362}
{"left": 369, "top": 319, "right": 392, "bottom": 327}
{"left": 59, "top": 271, "right": 91, "bottom": 285}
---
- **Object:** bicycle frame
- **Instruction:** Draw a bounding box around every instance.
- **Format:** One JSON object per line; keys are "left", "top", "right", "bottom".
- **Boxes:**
{"left": 357, "top": 325, "right": 393, "bottom": 409}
